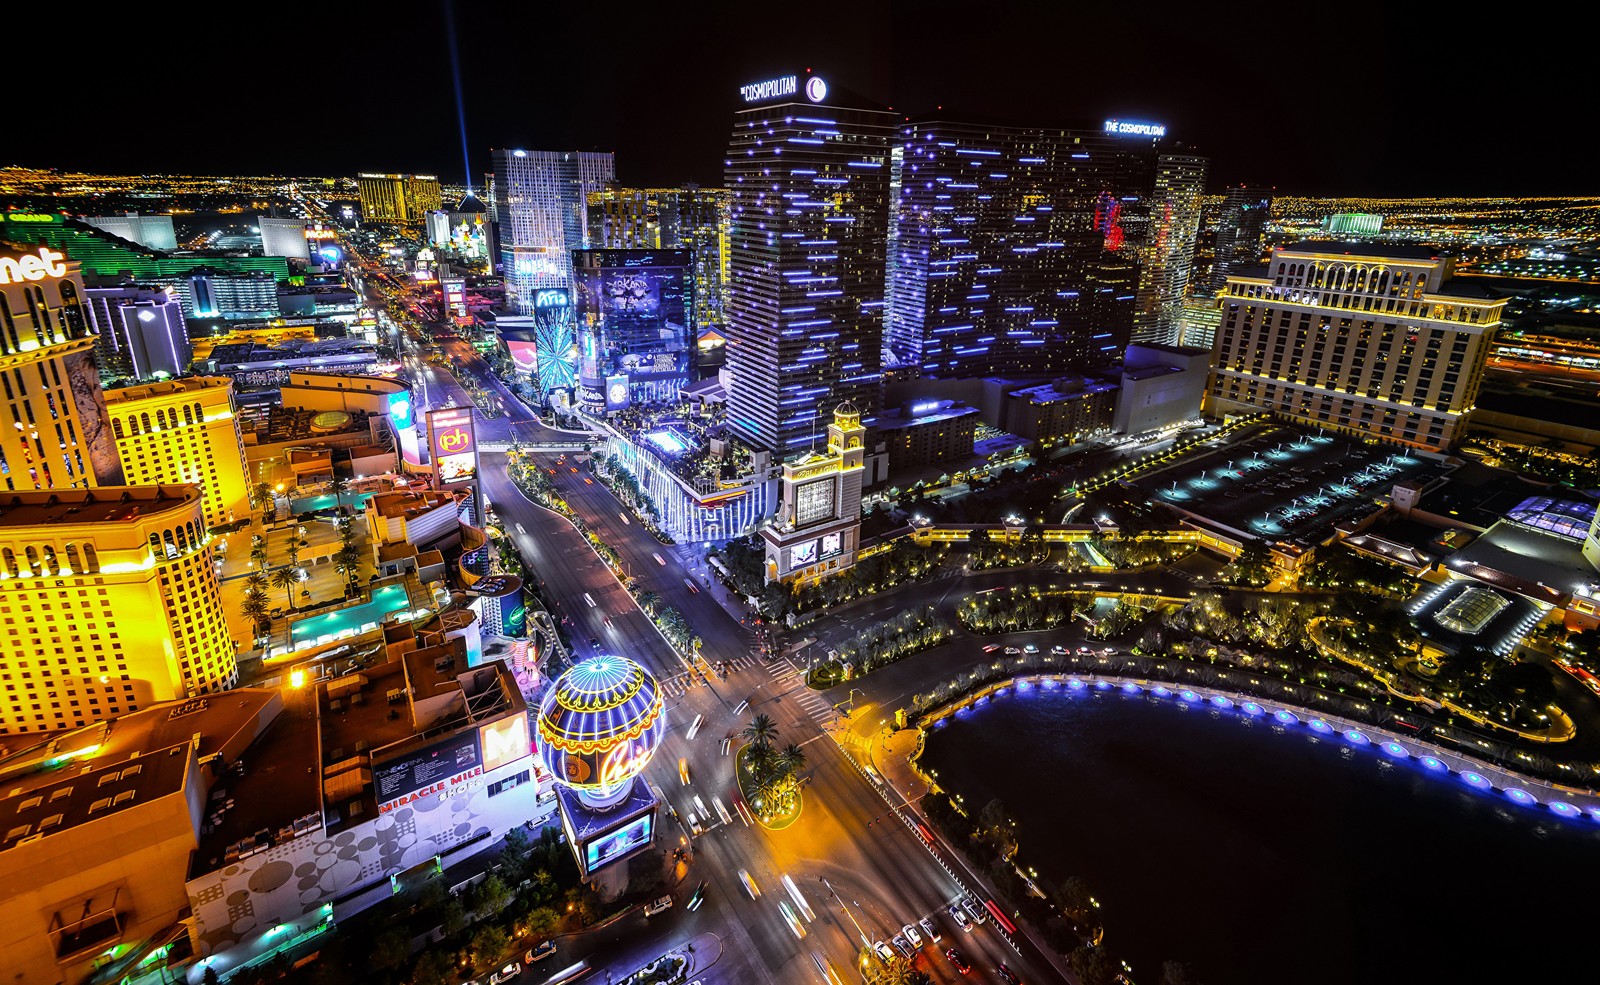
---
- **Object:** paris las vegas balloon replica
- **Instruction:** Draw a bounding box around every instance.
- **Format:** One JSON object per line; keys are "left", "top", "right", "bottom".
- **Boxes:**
{"left": 536, "top": 654, "right": 667, "bottom": 895}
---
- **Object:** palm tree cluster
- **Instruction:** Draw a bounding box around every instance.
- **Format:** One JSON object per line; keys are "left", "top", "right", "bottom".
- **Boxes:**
{"left": 831, "top": 605, "right": 951, "bottom": 678}
{"left": 739, "top": 713, "right": 805, "bottom": 819}
{"left": 957, "top": 591, "right": 1078, "bottom": 633}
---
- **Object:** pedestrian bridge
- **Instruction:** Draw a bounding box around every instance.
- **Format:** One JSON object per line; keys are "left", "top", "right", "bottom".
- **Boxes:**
{"left": 478, "top": 439, "right": 600, "bottom": 453}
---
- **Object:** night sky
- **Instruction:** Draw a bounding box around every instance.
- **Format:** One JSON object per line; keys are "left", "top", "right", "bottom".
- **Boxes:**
{"left": 11, "top": 1, "right": 1585, "bottom": 197}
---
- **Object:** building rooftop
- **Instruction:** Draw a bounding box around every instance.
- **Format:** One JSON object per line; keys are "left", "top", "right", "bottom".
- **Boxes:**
{"left": 1008, "top": 378, "right": 1118, "bottom": 405}
{"left": 0, "top": 484, "right": 200, "bottom": 528}
{"left": 1413, "top": 463, "right": 1553, "bottom": 531}
{"left": 1280, "top": 240, "right": 1443, "bottom": 261}
{"left": 874, "top": 403, "right": 979, "bottom": 431}
{"left": 105, "top": 376, "right": 233, "bottom": 405}
{"left": 1447, "top": 520, "right": 1598, "bottom": 602}
{"left": 1, "top": 690, "right": 283, "bottom": 858}
{"left": 368, "top": 490, "right": 458, "bottom": 520}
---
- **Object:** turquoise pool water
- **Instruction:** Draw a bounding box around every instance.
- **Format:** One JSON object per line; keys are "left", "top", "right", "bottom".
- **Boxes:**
{"left": 289, "top": 490, "right": 379, "bottom": 514}
{"left": 289, "top": 583, "right": 412, "bottom": 648}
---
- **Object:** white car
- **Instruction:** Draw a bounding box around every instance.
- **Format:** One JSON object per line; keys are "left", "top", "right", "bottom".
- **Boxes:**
{"left": 1022, "top": 644, "right": 1039, "bottom": 654}
{"left": 1050, "top": 645, "right": 1068, "bottom": 655}
{"left": 488, "top": 962, "right": 521, "bottom": 985}
{"left": 902, "top": 923, "right": 923, "bottom": 947}
{"left": 873, "top": 941, "right": 895, "bottom": 964}
{"left": 919, "top": 916, "right": 941, "bottom": 943}
{"left": 949, "top": 903, "right": 973, "bottom": 932}
{"left": 1003, "top": 646, "right": 1022, "bottom": 655}
{"left": 738, "top": 869, "right": 761, "bottom": 899}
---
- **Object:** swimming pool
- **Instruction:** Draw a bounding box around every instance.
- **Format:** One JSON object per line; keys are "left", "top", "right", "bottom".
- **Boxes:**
{"left": 288, "top": 582, "right": 412, "bottom": 649}
{"left": 289, "top": 490, "right": 379, "bottom": 514}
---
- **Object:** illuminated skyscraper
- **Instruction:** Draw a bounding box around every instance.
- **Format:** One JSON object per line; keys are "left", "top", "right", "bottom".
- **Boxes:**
{"left": 105, "top": 377, "right": 252, "bottom": 527}
{"left": 356, "top": 173, "right": 443, "bottom": 224}
{"left": 886, "top": 119, "right": 1162, "bottom": 378}
{"left": 0, "top": 485, "right": 238, "bottom": 735}
{"left": 83, "top": 283, "right": 191, "bottom": 379}
{"left": 1132, "top": 153, "right": 1208, "bottom": 344}
{"left": 1210, "top": 242, "right": 1501, "bottom": 451}
{"left": 0, "top": 244, "right": 124, "bottom": 491}
{"left": 587, "top": 187, "right": 730, "bottom": 332}
{"left": 1211, "top": 185, "right": 1273, "bottom": 291}
{"left": 724, "top": 72, "right": 895, "bottom": 454}
{"left": 490, "top": 149, "right": 615, "bottom": 313}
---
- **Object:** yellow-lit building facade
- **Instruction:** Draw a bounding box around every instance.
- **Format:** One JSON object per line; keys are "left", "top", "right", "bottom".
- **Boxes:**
{"left": 587, "top": 186, "right": 731, "bottom": 331}
{"left": 1209, "top": 242, "right": 1503, "bottom": 452}
{"left": 0, "top": 243, "right": 124, "bottom": 492}
{"left": 105, "top": 377, "right": 251, "bottom": 527}
{"left": 0, "top": 485, "right": 237, "bottom": 735}
{"left": 356, "top": 173, "right": 443, "bottom": 224}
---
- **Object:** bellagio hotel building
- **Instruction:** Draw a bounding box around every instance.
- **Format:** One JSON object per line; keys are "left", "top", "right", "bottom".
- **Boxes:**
{"left": 0, "top": 243, "right": 236, "bottom": 734}
{"left": 1208, "top": 242, "right": 1503, "bottom": 452}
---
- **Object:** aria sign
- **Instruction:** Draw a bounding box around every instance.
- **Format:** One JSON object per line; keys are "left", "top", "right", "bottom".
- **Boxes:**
{"left": 740, "top": 74, "right": 828, "bottom": 104}
{"left": 0, "top": 247, "right": 67, "bottom": 286}
{"left": 1103, "top": 119, "right": 1167, "bottom": 137}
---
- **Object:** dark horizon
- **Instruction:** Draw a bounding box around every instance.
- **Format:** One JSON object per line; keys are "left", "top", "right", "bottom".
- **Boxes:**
{"left": 6, "top": 0, "right": 1588, "bottom": 198}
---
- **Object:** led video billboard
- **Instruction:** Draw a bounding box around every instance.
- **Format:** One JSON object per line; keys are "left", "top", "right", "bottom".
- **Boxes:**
{"left": 573, "top": 250, "right": 692, "bottom": 406}
{"left": 820, "top": 531, "right": 843, "bottom": 560}
{"left": 584, "top": 812, "right": 654, "bottom": 871}
{"left": 375, "top": 731, "right": 481, "bottom": 812}
{"left": 428, "top": 407, "right": 478, "bottom": 483}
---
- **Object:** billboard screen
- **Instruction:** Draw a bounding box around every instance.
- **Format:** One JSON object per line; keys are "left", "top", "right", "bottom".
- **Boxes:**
{"left": 442, "top": 277, "right": 467, "bottom": 318}
{"left": 478, "top": 714, "right": 532, "bottom": 774}
{"left": 605, "top": 374, "right": 630, "bottom": 412}
{"left": 375, "top": 730, "right": 481, "bottom": 811}
{"left": 573, "top": 250, "right": 692, "bottom": 404}
{"left": 584, "top": 812, "right": 654, "bottom": 872}
{"left": 795, "top": 478, "right": 836, "bottom": 527}
{"left": 790, "top": 539, "right": 818, "bottom": 567}
{"left": 506, "top": 339, "right": 539, "bottom": 375}
{"left": 820, "top": 531, "right": 843, "bottom": 560}
{"left": 428, "top": 407, "right": 477, "bottom": 483}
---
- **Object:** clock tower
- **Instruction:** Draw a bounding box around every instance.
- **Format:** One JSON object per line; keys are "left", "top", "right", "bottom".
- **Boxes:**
{"left": 760, "top": 403, "right": 866, "bottom": 584}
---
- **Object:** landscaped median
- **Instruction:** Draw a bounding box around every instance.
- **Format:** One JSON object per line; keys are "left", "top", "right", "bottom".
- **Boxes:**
{"left": 732, "top": 713, "right": 806, "bottom": 828}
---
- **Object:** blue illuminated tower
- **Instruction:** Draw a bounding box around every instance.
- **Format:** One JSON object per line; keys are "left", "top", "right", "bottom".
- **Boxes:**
{"left": 724, "top": 72, "right": 896, "bottom": 456}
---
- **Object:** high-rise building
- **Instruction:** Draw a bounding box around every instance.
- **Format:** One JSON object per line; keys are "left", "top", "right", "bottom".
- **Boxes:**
{"left": 105, "top": 377, "right": 251, "bottom": 527}
{"left": 1209, "top": 242, "right": 1503, "bottom": 451}
{"left": 1322, "top": 212, "right": 1383, "bottom": 236}
{"left": 81, "top": 212, "right": 178, "bottom": 251}
{"left": 490, "top": 149, "right": 615, "bottom": 313}
{"left": 356, "top": 173, "right": 443, "bottom": 224}
{"left": 1131, "top": 153, "right": 1208, "bottom": 345}
{"left": 1211, "top": 185, "right": 1273, "bottom": 291}
{"left": 724, "top": 72, "right": 896, "bottom": 454}
{"left": 0, "top": 243, "right": 124, "bottom": 491}
{"left": 587, "top": 187, "right": 731, "bottom": 332}
{"left": 886, "top": 119, "right": 1164, "bottom": 379}
{"left": 1, "top": 212, "right": 291, "bottom": 284}
{"left": 83, "top": 283, "right": 192, "bottom": 379}
{"left": 154, "top": 267, "right": 280, "bottom": 319}
{"left": 0, "top": 485, "right": 238, "bottom": 735}
{"left": 258, "top": 216, "right": 311, "bottom": 259}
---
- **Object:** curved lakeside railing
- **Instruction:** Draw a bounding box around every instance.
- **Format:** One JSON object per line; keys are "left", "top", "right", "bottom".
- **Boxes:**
{"left": 914, "top": 672, "right": 1600, "bottom": 822}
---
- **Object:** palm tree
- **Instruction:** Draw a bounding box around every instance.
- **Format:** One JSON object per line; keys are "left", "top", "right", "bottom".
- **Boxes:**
{"left": 240, "top": 591, "right": 269, "bottom": 635}
{"left": 244, "top": 571, "right": 268, "bottom": 595}
{"left": 778, "top": 742, "right": 806, "bottom": 779}
{"left": 252, "top": 482, "right": 275, "bottom": 514}
{"left": 330, "top": 475, "right": 350, "bottom": 513}
{"left": 271, "top": 566, "right": 300, "bottom": 610}
{"left": 741, "top": 713, "right": 778, "bottom": 753}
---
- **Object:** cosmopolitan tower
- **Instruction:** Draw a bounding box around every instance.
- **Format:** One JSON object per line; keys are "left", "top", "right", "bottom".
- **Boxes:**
{"left": 724, "top": 71, "right": 896, "bottom": 456}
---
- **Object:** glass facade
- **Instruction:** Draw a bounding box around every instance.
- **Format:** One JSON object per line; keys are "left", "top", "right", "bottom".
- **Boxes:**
{"left": 724, "top": 93, "right": 896, "bottom": 455}
{"left": 1132, "top": 154, "right": 1209, "bottom": 345}
{"left": 573, "top": 250, "right": 694, "bottom": 408}
{"left": 1211, "top": 185, "right": 1273, "bottom": 291}
{"left": 587, "top": 187, "right": 731, "bottom": 333}
{"left": 886, "top": 120, "right": 1162, "bottom": 379}
{"left": 491, "top": 149, "right": 615, "bottom": 313}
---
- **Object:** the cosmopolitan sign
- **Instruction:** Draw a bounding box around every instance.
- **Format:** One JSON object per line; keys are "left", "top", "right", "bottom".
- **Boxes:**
{"left": 0, "top": 247, "right": 67, "bottom": 286}
{"left": 740, "top": 75, "right": 827, "bottom": 103}
{"left": 1103, "top": 119, "right": 1167, "bottom": 137}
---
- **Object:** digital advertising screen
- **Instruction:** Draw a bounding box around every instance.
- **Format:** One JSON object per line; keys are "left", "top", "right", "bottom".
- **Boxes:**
{"left": 584, "top": 812, "right": 654, "bottom": 872}
{"left": 442, "top": 277, "right": 467, "bottom": 317}
{"left": 605, "top": 374, "right": 631, "bottom": 412}
{"left": 573, "top": 250, "right": 692, "bottom": 399}
{"left": 795, "top": 478, "right": 836, "bottom": 527}
{"left": 375, "top": 731, "right": 481, "bottom": 810}
{"left": 820, "top": 531, "right": 843, "bottom": 560}
{"left": 506, "top": 338, "right": 539, "bottom": 375}
{"left": 478, "top": 715, "right": 532, "bottom": 774}
{"left": 791, "top": 539, "right": 819, "bottom": 567}
{"left": 428, "top": 407, "right": 478, "bottom": 483}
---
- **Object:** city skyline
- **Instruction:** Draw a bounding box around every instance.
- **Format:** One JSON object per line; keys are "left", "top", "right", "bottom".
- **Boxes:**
{"left": 5, "top": 1, "right": 1586, "bottom": 197}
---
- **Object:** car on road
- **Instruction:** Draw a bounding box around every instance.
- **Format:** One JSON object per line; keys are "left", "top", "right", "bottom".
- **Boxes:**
{"left": 949, "top": 903, "right": 973, "bottom": 932}
{"left": 1023, "top": 644, "right": 1039, "bottom": 654}
{"left": 779, "top": 900, "right": 807, "bottom": 939}
{"left": 645, "top": 895, "right": 673, "bottom": 917}
{"left": 1003, "top": 646, "right": 1022, "bottom": 655}
{"left": 872, "top": 941, "right": 895, "bottom": 964}
{"left": 962, "top": 897, "right": 987, "bottom": 926}
{"left": 892, "top": 934, "right": 913, "bottom": 958}
{"left": 738, "top": 869, "right": 760, "bottom": 898}
{"left": 945, "top": 948, "right": 972, "bottom": 974}
{"left": 654, "top": 553, "right": 667, "bottom": 566}
{"left": 489, "top": 962, "right": 521, "bottom": 984}
{"left": 1101, "top": 647, "right": 1117, "bottom": 655}
{"left": 1076, "top": 646, "right": 1094, "bottom": 655}
{"left": 902, "top": 923, "right": 922, "bottom": 947}
{"left": 1050, "top": 645, "right": 1068, "bottom": 655}
{"left": 997, "top": 962, "right": 1021, "bottom": 984}
{"left": 983, "top": 644, "right": 1000, "bottom": 653}
{"left": 584, "top": 478, "right": 593, "bottom": 484}
{"left": 525, "top": 940, "right": 557, "bottom": 963}
{"left": 919, "top": 916, "right": 941, "bottom": 943}
{"left": 679, "top": 758, "right": 690, "bottom": 785}
{"left": 687, "top": 881, "right": 707, "bottom": 911}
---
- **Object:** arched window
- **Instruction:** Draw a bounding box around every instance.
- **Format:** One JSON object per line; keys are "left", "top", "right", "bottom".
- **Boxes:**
{"left": 163, "top": 529, "right": 178, "bottom": 559}
{"left": 182, "top": 405, "right": 194, "bottom": 426}
{"left": 112, "top": 418, "right": 124, "bottom": 439}
{"left": 82, "top": 543, "right": 99, "bottom": 574}
{"left": 57, "top": 280, "right": 86, "bottom": 339}
{"left": 193, "top": 401, "right": 204, "bottom": 422}
{"left": 0, "top": 293, "right": 18, "bottom": 354}
{"left": 140, "top": 412, "right": 151, "bottom": 433}
{"left": 24, "top": 546, "right": 40, "bottom": 577}
{"left": 41, "top": 544, "right": 58, "bottom": 575}
{"left": 64, "top": 543, "right": 82, "bottom": 573}
{"left": 0, "top": 547, "right": 15, "bottom": 577}
{"left": 174, "top": 526, "right": 188, "bottom": 552}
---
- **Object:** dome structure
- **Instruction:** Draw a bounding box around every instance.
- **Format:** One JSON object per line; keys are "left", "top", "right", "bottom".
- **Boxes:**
{"left": 536, "top": 655, "right": 665, "bottom": 808}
